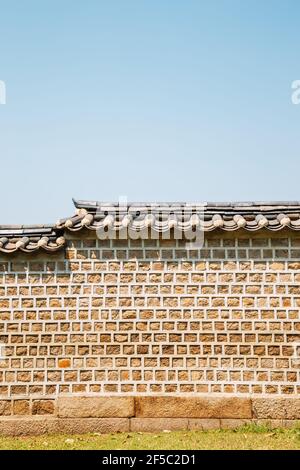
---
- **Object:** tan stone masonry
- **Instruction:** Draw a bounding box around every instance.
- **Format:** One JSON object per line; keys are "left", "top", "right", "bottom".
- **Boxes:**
{"left": 0, "top": 396, "right": 300, "bottom": 435}
{"left": 0, "top": 228, "right": 300, "bottom": 433}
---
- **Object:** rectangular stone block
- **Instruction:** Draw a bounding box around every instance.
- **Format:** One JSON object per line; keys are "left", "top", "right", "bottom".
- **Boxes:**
{"left": 130, "top": 418, "right": 188, "bottom": 432}
{"left": 281, "top": 419, "right": 300, "bottom": 429}
{"left": 0, "top": 401, "right": 11, "bottom": 416}
{"left": 135, "top": 396, "right": 252, "bottom": 419}
{"left": 0, "top": 417, "right": 129, "bottom": 436}
{"left": 252, "top": 398, "right": 300, "bottom": 419}
{"left": 0, "top": 417, "right": 59, "bottom": 436}
{"left": 188, "top": 419, "right": 220, "bottom": 430}
{"left": 13, "top": 400, "right": 30, "bottom": 415}
{"left": 58, "top": 418, "right": 129, "bottom": 433}
{"left": 32, "top": 400, "right": 55, "bottom": 415}
{"left": 220, "top": 419, "right": 252, "bottom": 429}
{"left": 57, "top": 396, "right": 134, "bottom": 418}
{"left": 253, "top": 419, "right": 285, "bottom": 428}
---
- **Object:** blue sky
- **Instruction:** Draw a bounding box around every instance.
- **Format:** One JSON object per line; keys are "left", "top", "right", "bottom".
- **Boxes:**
{"left": 0, "top": 0, "right": 299, "bottom": 224}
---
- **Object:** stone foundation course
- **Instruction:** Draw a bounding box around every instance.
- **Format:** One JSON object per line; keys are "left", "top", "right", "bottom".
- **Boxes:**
{"left": 0, "top": 396, "right": 299, "bottom": 435}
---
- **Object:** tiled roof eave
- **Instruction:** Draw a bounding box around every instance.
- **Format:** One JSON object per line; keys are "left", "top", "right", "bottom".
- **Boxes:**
{"left": 61, "top": 221, "right": 300, "bottom": 232}
{"left": 0, "top": 225, "right": 65, "bottom": 254}
{"left": 1, "top": 199, "right": 300, "bottom": 253}
{"left": 59, "top": 200, "right": 300, "bottom": 233}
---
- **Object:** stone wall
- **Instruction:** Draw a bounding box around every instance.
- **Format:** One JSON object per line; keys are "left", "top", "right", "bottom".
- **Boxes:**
{"left": 0, "top": 228, "right": 300, "bottom": 433}
{"left": 1, "top": 396, "right": 300, "bottom": 435}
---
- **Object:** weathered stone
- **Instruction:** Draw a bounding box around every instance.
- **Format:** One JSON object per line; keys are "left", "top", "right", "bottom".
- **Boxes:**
{"left": 32, "top": 400, "right": 55, "bottom": 415}
{"left": 0, "top": 418, "right": 15, "bottom": 436}
{"left": 253, "top": 419, "right": 284, "bottom": 428}
{"left": 188, "top": 419, "right": 220, "bottom": 430}
{"left": 220, "top": 419, "right": 252, "bottom": 429}
{"left": 59, "top": 418, "right": 129, "bottom": 434}
{"left": 13, "top": 400, "right": 30, "bottom": 415}
{"left": 252, "top": 398, "right": 300, "bottom": 419}
{"left": 1, "top": 231, "right": 300, "bottom": 413}
{"left": 281, "top": 419, "right": 300, "bottom": 429}
{"left": 0, "top": 416, "right": 129, "bottom": 436}
{"left": 0, "top": 417, "right": 59, "bottom": 436}
{"left": 130, "top": 418, "right": 188, "bottom": 432}
{"left": 135, "top": 396, "right": 252, "bottom": 419}
{"left": 0, "top": 401, "right": 11, "bottom": 416}
{"left": 58, "top": 396, "right": 134, "bottom": 418}
{"left": 58, "top": 359, "right": 71, "bottom": 368}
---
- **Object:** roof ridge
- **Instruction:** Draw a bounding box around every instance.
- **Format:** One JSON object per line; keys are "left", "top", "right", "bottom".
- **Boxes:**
{"left": 73, "top": 199, "right": 300, "bottom": 208}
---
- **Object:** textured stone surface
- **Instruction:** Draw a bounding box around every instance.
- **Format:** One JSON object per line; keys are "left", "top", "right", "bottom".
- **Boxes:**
{"left": 281, "top": 420, "right": 300, "bottom": 429}
{"left": 0, "top": 401, "right": 11, "bottom": 416}
{"left": 220, "top": 419, "right": 252, "bottom": 429}
{"left": 0, "top": 415, "right": 299, "bottom": 436}
{"left": 252, "top": 419, "right": 300, "bottom": 429}
{"left": 135, "top": 396, "right": 252, "bottom": 419}
{"left": 130, "top": 418, "right": 188, "bottom": 432}
{"left": 32, "top": 400, "right": 55, "bottom": 415}
{"left": 13, "top": 400, "right": 30, "bottom": 415}
{"left": 58, "top": 359, "right": 71, "bottom": 368}
{"left": 58, "top": 418, "right": 129, "bottom": 434}
{"left": 188, "top": 419, "right": 220, "bottom": 430}
{"left": 0, "top": 417, "right": 59, "bottom": 436}
{"left": 58, "top": 396, "right": 134, "bottom": 418}
{"left": 0, "top": 417, "right": 130, "bottom": 436}
{"left": 252, "top": 398, "right": 300, "bottom": 419}
{"left": 1, "top": 232, "right": 300, "bottom": 408}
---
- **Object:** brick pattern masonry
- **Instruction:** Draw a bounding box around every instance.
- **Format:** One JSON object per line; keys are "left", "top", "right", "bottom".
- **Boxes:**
{"left": 0, "top": 229, "right": 300, "bottom": 433}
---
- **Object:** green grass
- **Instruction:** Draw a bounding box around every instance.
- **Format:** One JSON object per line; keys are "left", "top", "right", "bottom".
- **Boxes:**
{"left": 0, "top": 425, "right": 300, "bottom": 450}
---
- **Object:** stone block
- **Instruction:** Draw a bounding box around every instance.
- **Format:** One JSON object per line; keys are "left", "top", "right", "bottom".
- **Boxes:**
{"left": 0, "top": 401, "right": 11, "bottom": 416}
{"left": 220, "top": 419, "right": 252, "bottom": 429}
{"left": 58, "top": 396, "right": 134, "bottom": 418}
{"left": 130, "top": 418, "right": 188, "bottom": 432}
{"left": 58, "top": 418, "right": 129, "bottom": 434}
{"left": 252, "top": 398, "right": 300, "bottom": 419}
{"left": 188, "top": 419, "right": 220, "bottom": 430}
{"left": 0, "top": 417, "right": 59, "bottom": 436}
{"left": 135, "top": 396, "right": 252, "bottom": 419}
{"left": 13, "top": 400, "right": 30, "bottom": 415}
{"left": 32, "top": 400, "right": 55, "bottom": 415}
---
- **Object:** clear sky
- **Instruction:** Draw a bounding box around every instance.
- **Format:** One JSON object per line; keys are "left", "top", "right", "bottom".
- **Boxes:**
{"left": 0, "top": 0, "right": 300, "bottom": 224}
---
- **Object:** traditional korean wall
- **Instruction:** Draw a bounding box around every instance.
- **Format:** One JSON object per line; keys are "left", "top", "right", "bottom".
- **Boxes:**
{"left": 0, "top": 228, "right": 300, "bottom": 434}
